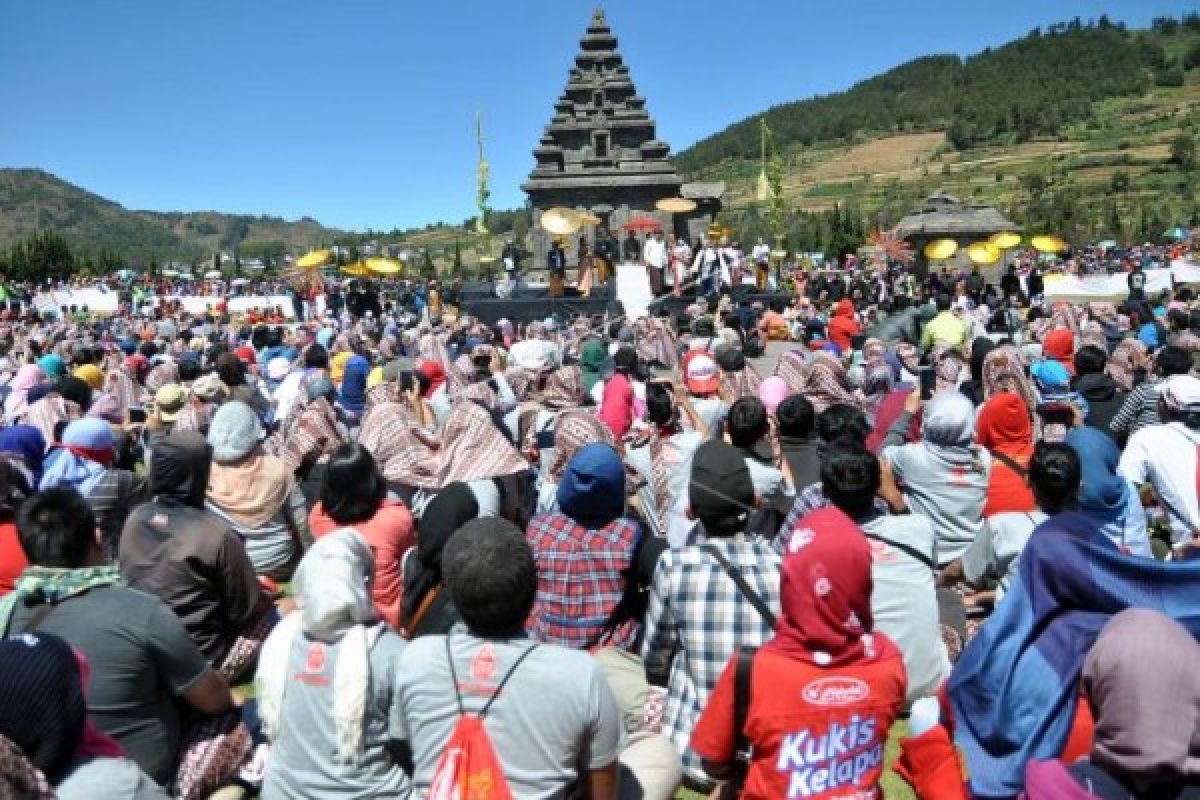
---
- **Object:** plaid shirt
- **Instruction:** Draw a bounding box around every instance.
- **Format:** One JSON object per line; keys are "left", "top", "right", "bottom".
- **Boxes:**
{"left": 641, "top": 535, "right": 781, "bottom": 784}
{"left": 772, "top": 481, "right": 890, "bottom": 555}
{"left": 526, "top": 512, "right": 641, "bottom": 650}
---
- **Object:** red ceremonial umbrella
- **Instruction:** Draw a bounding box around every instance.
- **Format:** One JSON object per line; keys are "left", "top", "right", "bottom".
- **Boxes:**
{"left": 623, "top": 216, "right": 663, "bottom": 232}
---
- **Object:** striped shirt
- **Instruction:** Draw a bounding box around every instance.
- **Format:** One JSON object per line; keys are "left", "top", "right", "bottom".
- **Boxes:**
{"left": 1110, "top": 382, "right": 1161, "bottom": 438}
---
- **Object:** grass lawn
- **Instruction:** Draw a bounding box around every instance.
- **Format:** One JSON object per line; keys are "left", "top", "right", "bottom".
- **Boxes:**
{"left": 674, "top": 721, "right": 916, "bottom": 800}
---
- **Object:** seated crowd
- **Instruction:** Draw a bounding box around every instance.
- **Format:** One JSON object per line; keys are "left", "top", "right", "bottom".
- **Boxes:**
{"left": 0, "top": 282, "right": 1197, "bottom": 800}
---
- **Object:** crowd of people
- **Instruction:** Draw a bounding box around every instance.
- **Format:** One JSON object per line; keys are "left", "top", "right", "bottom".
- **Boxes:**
{"left": 0, "top": 241, "right": 1198, "bottom": 800}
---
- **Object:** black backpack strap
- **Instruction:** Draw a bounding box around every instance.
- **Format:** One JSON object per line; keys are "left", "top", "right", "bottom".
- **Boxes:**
{"left": 988, "top": 449, "right": 1028, "bottom": 480}
{"left": 862, "top": 531, "right": 936, "bottom": 572}
{"left": 732, "top": 646, "right": 755, "bottom": 755}
{"left": 445, "top": 635, "right": 540, "bottom": 719}
{"left": 704, "top": 544, "right": 778, "bottom": 629}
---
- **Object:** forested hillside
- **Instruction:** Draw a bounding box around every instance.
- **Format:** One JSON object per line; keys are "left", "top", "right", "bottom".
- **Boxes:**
{"left": 675, "top": 16, "right": 1199, "bottom": 174}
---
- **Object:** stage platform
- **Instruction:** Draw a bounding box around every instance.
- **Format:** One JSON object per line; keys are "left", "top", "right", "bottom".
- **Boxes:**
{"left": 458, "top": 280, "right": 621, "bottom": 325}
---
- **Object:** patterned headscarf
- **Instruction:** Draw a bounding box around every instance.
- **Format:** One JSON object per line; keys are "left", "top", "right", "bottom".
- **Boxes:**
{"left": 775, "top": 349, "right": 813, "bottom": 393}
{"left": 982, "top": 345, "right": 1037, "bottom": 414}
{"left": 266, "top": 396, "right": 347, "bottom": 473}
{"left": 799, "top": 352, "right": 863, "bottom": 413}
{"left": 1106, "top": 339, "right": 1149, "bottom": 392}
{"left": 548, "top": 409, "right": 614, "bottom": 482}
{"left": 719, "top": 362, "right": 764, "bottom": 401}
{"left": 1079, "top": 321, "right": 1107, "bottom": 352}
{"left": 539, "top": 365, "right": 586, "bottom": 410}
{"left": 432, "top": 401, "right": 528, "bottom": 487}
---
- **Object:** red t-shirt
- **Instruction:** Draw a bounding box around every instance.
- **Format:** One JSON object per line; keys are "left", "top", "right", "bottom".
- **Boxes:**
{"left": 0, "top": 521, "right": 28, "bottom": 597}
{"left": 308, "top": 500, "right": 415, "bottom": 631}
{"left": 598, "top": 372, "right": 633, "bottom": 438}
{"left": 981, "top": 449, "right": 1036, "bottom": 518}
{"left": 692, "top": 646, "right": 906, "bottom": 800}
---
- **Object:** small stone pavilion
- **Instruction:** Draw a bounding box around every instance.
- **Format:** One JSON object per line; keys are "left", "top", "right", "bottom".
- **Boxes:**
{"left": 523, "top": 9, "right": 719, "bottom": 267}
{"left": 894, "top": 191, "right": 1021, "bottom": 273}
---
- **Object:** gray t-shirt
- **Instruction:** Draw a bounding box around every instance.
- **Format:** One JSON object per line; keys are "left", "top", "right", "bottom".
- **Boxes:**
{"left": 961, "top": 511, "right": 1046, "bottom": 602}
{"left": 883, "top": 442, "right": 990, "bottom": 566}
{"left": 860, "top": 514, "right": 949, "bottom": 703}
{"left": 7, "top": 586, "right": 210, "bottom": 785}
{"left": 57, "top": 757, "right": 169, "bottom": 800}
{"left": 260, "top": 630, "right": 410, "bottom": 800}
{"left": 394, "top": 630, "right": 623, "bottom": 800}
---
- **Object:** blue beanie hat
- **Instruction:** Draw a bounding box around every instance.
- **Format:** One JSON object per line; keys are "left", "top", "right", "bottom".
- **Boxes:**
{"left": 1031, "top": 359, "right": 1070, "bottom": 390}
{"left": 556, "top": 443, "right": 625, "bottom": 526}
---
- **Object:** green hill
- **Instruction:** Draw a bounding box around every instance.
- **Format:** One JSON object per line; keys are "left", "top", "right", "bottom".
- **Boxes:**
{"left": 674, "top": 15, "right": 1200, "bottom": 253}
{"left": 0, "top": 168, "right": 344, "bottom": 265}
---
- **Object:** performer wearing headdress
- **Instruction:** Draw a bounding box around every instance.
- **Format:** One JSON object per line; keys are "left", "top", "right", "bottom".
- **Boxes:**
{"left": 669, "top": 234, "right": 691, "bottom": 297}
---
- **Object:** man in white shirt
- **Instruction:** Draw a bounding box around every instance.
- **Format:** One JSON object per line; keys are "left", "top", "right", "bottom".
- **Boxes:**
{"left": 691, "top": 238, "right": 721, "bottom": 297}
{"left": 643, "top": 231, "right": 667, "bottom": 296}
{"left": 751, "top": 237, "right": 771, "bottom": 290}
{"left": 1119, "top": 374, "right": 1200, "bottom": 552}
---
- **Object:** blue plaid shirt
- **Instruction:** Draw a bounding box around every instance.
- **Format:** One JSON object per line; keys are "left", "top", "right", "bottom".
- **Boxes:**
{"left": 641, "top": 534, "right": 781, "bottom": 784}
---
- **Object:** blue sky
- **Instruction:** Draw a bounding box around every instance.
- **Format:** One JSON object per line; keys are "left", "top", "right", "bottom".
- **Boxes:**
{"left": 0, "top": 1, "right": 1187, "bottom": 231}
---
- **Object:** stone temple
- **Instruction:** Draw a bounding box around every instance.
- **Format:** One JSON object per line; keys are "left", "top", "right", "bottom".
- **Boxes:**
{"left": 523, "top": 8, "right": 720, "bottom": 267}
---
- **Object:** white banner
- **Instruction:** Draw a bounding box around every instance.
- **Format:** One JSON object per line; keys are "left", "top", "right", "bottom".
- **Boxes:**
{"left": 1043, "top": 271, "right": 1173, "bottom": 302}
{"left": 33, "top": 287, "right": 120, "bottom": 314}
{"left": 167, "top": 295, "right": 298, "bottom": 318}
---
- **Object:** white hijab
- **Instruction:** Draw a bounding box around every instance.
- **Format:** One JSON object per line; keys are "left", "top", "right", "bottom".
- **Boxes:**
{"left": 257, "top": 528, "right": 382, "bottom": 764}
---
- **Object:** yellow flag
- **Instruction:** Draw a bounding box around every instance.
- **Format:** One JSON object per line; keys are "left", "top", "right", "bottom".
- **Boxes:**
{"left": 755, "top": 169, "right": 770, "bottom": 202}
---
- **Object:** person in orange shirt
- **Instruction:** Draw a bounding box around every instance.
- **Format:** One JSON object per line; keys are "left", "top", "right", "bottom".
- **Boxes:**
{"left": 307, "top": 443, "right": 413, "bottom": 631}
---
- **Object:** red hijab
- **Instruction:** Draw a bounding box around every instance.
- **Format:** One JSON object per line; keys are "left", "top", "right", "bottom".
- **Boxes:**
{"left": 1042, "top": 328, "right": 1076, "bottom": 375}
{"left": 975, "top": 391, "right": 1034, "bottom": 457}
{"left": 765, "top": 507, "right": 897, "bottom": 667}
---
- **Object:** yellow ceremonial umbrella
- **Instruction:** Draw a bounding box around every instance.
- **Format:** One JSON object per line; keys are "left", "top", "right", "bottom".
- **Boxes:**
{"left": 989, "top": 232, "right": 1022, "bottom": 250}
{"left": 1031, "top": 235, "right": 1067, "bottom": 253}
{"left": 923, "top": 238, "right": 958, "bottom": 260}
{"left": 966, "top": 241, "right": 1001, "bottom": 265}
{"left": 540, "top": 207, "right": 582, "bottom": 236}
{"left": 296, "top": 248, "right": 333, "bottom": 269}
{"left": 655, "top": 197, "right": 697, "bottom": 214}
{"left": 577, "top": 211, "right": 601, "bottom": 226}
{"left": 340, "top": 261, "right": 371, "bottom": 277}
{"left": 366, "top": 256, "right": 404, "bottom": 276}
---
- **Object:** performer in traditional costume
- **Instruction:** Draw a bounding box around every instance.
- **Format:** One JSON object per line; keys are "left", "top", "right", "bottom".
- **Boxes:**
{"left": 547, "top": 238, "right": 567, "bottom": 298}
{"left": 577, "top": 239, "right": 595, "bottom": 297}
{"left": 669, "top": 234, "right": 691, "bottom": 296}
{"left": 643, "top": 231, "right": 667, "bottom": 296}
{"left": 594, "top": 227, "right": 617, "bottom": 285}
{"left": 692, "top": 228, "right": 723, "bottom": 296}
{"left": 752, "top": 237, "right": 771, "bottom": 290}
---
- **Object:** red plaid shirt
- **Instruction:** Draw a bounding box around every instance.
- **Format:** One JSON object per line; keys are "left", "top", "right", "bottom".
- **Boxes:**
{"left": 526, "top": 512, "right": 641, "bottom": 650}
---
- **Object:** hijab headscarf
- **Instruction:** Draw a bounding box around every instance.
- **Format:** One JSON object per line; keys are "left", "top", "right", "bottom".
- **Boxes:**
{"left": 0, "top": 426, "right": 46, "bottom": 487}
{"left": 766, "top": 506, "right": 896, "bottom": 667}
{"left": 1064, "top": 426, "right": 1146, "bottom": 553}
{"left": 337, "top": 355, "right": 369, "bottom": 414}
{"left": 982, "top": 345, "right": 1037, "bottom": 413}
{"left": 54, "top": 376, "right": 92, "bottom": 413}
{"left": 1105, "top": 339, "right": 1149, "bottom": 392}
{"left": 0, "top": 632, "right": 86, "bottom": 784}
{"left": 3, "top": 364, "right": 44, "bottom": 423}
{"left": 36, "top": 355, "right": 65, "bottom": 380}
{"left": 258, "top": 529, "right": 381, "bottom": 766}
{"left": 402, "top": 482, "right": 478, "bottom": 630}
{"left": 923, "top": 389, "right": 976, "bottom": 449}
{"left": 1082, "top": 609, "right": 1200, "bottom": 795}
{"left": 539, "top": 365, "right": 586, "bottom": 410}
{"left": 579, "top": 339, "right": 608, "bottom": 394}
{"left": 774, "top": 349, "right": 813, "bottom": 393}
{"left": 799, "top": 352, "right": 862, "bottom": 413}
{"left": 975, "top": 392, "right": 1033, "bottom": 456}
{"left": 548, "top": 409, "right": 615, "bottom": 482}
{"left": 150, "top": 431, "right": 211, "bottom": 508}
{"left": 39, "top": 418, "right": 114, "bottom": 496}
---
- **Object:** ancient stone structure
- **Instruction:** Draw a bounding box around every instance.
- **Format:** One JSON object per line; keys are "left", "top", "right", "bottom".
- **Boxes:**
{"left": 894, "top": 191, "right": 1020, "bottom": 274}
{"left": 523, "top": 9, "right": 717, "bottom": 267}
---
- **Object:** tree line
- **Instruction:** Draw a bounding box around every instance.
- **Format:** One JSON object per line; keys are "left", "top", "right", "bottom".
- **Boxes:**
{"left": 676, "top": 16, "right": 1200, "bottom": 174}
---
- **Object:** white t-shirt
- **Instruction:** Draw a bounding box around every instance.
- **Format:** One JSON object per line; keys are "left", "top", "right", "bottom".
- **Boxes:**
{"left": 1119, "top": 421, "right": 1200, "bottom": 545}
{"left": 961, "top": 511, "right": 1046, "bottom": 602}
